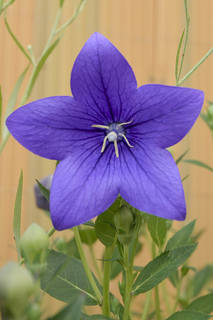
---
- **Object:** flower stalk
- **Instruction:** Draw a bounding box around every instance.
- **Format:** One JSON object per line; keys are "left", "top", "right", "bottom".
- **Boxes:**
{"left": 102, "top": 245, "right": 114, "bottom": 317}
{"left": 73, "top": 227, "right": 102, "bottom": 306}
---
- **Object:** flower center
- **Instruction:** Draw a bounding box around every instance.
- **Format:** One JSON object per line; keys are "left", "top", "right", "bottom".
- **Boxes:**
{"left": 92, "top": 121, "right": 133, "bottom": 158}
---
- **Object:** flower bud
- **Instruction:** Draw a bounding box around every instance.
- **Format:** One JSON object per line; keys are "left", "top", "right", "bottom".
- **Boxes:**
{"left": 34, "top": 175, "right": 52, "bottom": 211}
{"left": 114, "top": 206, "right": 135, "bottom": 244}
{"left": 0, "top": 262, "right": 35, "bottom": 317}
{"left": 20, "top": 223, "right": 49, "bottom": 273}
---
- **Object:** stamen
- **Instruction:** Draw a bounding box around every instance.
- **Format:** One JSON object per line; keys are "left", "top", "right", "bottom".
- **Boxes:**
{"left": 92, "top": 124, "right": 109, "bottom": 129}
{"left": 120, "top": 134, "right": 134, "bottom": 148}
{"left": 117, "top": 120, "right": 132, "bottom": 127}
{"left": 101, "top": 135, "right": 108, "bottom": 153}
{"left": 114, "top": 140, "right": 119, "bottom": 158}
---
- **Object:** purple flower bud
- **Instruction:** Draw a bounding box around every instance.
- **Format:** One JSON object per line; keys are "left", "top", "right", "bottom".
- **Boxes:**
{"left": 34, "top": 175, "right": 52, "bottom": 211}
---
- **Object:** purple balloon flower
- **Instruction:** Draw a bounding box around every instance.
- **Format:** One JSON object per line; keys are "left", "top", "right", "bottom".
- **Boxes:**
{"left": 6, "top": 33, "right": 204, "bottom": 230}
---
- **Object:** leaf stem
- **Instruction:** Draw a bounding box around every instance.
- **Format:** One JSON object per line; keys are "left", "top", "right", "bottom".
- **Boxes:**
{"left": 178, "top": 47, "right": 213, "bottom": 86}
{"left": 48, "top": 227, "right": 56, "bottom": 238}
{"left": 102, "top": 245, "right": 114, "bottom": 317}
{"left": 73, "top": 226, "right": 102, "bottom": 306}
{"left": 55, "top": 0, "right": 87, "bottom": 35}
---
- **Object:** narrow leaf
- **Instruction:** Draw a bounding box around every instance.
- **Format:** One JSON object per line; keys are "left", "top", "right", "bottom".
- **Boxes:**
{"left": 176, "top": 149, "right": 189, "bottom": 165}
{"left": 166, "top": 311, "right": 212, "bottom": 320}
{"left": 1, "top": 66, "right": 29, "bottom": 151}
{"left": 183, "top": 159, "right": 213, "bottom": 173}
{"left": 190, "top": 265, "right": 213, "bottom": 297}
{"left": 175, "top": 29, "right": 185, "bottom": 83}
{"left": 41, "top": 250, "right": 99, "bottom": 305}
{"left": 166, "top": 220, "right": 196, "bottom": 251}
{"left": 13, "top": 171, "right": 23, "bottom": 258}
{"left": 187, "top": 293, "right": 213, "bottom": 314}
{"left": 36, "top": 179, "right": 50, "bottom": 201}
{"left": 4, "top": 16, "right": 33, "bottom": 63}
{"left": 132, "top": 244, "right": 196, "bottom": 295}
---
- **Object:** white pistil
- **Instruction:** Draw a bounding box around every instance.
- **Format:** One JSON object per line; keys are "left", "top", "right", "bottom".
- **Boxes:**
{"left": 92, "top": 121, "right": 133, "bottom": 158}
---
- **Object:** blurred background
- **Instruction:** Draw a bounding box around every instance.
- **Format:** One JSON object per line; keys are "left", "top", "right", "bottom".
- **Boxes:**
{"left": 0, "top": 0, "right": 212, "bottom": 281}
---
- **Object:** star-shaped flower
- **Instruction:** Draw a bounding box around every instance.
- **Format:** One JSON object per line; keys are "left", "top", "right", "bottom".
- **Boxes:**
{"left": 7, "top": 33, "right": 204, "bottom": 230}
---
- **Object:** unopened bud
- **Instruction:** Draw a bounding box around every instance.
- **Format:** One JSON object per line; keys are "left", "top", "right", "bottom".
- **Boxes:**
{"left": 0, "top": 262, "right": 35, "bottom": 317}
{"left": 34, "top": 175, "right": 52, "bottom": 211}
{"left": 20, "top": 223, "right": 49, "bottom": 273}
{"left": 114, "top": 206, "right": 135, "bottom": 244}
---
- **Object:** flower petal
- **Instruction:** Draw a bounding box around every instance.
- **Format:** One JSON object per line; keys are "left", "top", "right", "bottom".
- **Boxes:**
{"left": 71, "top": 32, "right": 137, "bottom": 123}
{"left": 119, "top": 143, "right": 186, "bottom": 220}
{"left": 127, "top": 84, "right": 204, "bottom": 148}
{"left": 6, "top": 96, "right": 102, "bottom": 160}
{"left": 50, "top": 146, "right": 120, "bottom": 230}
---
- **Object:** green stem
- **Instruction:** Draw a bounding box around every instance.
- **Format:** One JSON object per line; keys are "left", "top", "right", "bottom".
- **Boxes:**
{"left": 152, "top": 242, "right": 162, "bottom": 320}
{"left": 102, "top": 245, "right": 114, "bottom": 317}
{"left": 41, "top": 6, "right": 63, "bottom": 56}
{"left": 172, "top": 278, "right": 182, "bottom": 312}
{"left": 123, "top": 245, "right": 132, "bottom": 320}
{"left": 55, "top": 0, "right": 87, "bottom": 35}
{"left": 141, "top": 290, "right": 152, "bottom": 320}
{"left": 123, "top": 219, "right": 141, "bottom": 320}
{"left": 177, "top": 0, "right": 190, "bottom": 83}
{"left": 73, "top": 227, "right": 102, "bottom": 305}
{"left": 88, "top": 245, "right": 102, "bottom": 283}
{"left": 155, "top": 286, "right": 162, "bottom": 320}
{"left": 161, "top": 282, "right": 172, "bottom": 315}
{"left": 48, "top": 227, "right": 56, "bottom": 238}
{"left": 178, "top": 47, "right": 213, "bottom": 86}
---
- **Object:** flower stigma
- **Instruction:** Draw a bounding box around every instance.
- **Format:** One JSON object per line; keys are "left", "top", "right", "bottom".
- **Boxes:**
{"left": 92, "top": 121, "right": 133, "bottom": 158}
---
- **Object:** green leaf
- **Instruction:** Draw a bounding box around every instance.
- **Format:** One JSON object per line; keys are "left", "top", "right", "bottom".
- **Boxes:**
{"left": 187, "top": 293, "right": 213, "bottom": 314}
{"left": 79, "top": 228, "right": 97, "bottom": 245}
{"left": 1, "top": 66, "right": 29, "bottom": 152}
{"left": 176, "top": 149, "right": 189, "bottom": 165}
{"left": 166, "top": 220, "right": 196, "bottom": 251}
{"left": 183, "top": 160, "right": 213, "bottom": 173}
{"left": 4, "top": 16, "right": 33, "bottom": 63}
{"left": 132, "top": 244, "right": 196, "bottom": 295}
{"left": 175, "top": 29, "right": 185, "bottom": 83}
{"left": 95, "top": 197, "right": 120, "bottom": 246}
{"left": 146, "top": 215, "right": 167, "bottom": 249}
{"left": 36, "top": 179, "right": 50, "bottom": 201}
{"left": 47, "top": 294, "right": 86, "bottom": 320}
{"left": 168, "top": 270, "right": 180, "bottom": 288}
{"left": 41, "top": 250, "right": 99, "bottom": 305}
{"left": 166, "top": 311, "right": 212, "bottom": 320}
{"left": 190, "top": 265, "right": 213, "bottom": 297}
{"left": 13, "top": 171, "right": 23, "bottom": 258}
